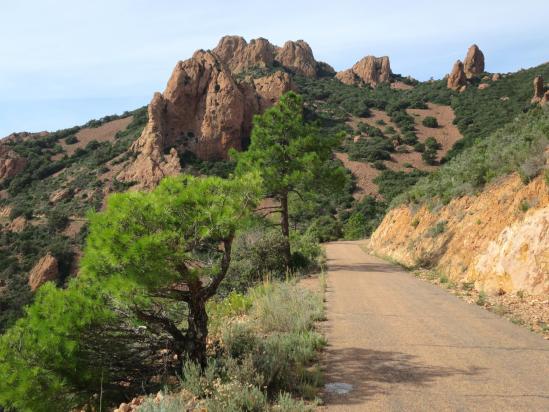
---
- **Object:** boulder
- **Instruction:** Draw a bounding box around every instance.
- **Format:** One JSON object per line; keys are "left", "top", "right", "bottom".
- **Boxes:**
{"left": 7, "top": 216, "right": 27, "bottom": 233}
{"left": 478, "top": 83, "right": 490, "bottom": 90}
{"left": 28, "top": 254, "right": 58, "bottom": 291}
{"left": 447, "top": 60, "right": 467, "bottom": 90}
{"left": 336, "top": 55, "right": 392, "bottom": 86}
{"left": 463, "top": 44, "right": 485, "bottom": 78}
{"left": 49, "top": 188, "right": 71, "bottom": 203}
{"left": 492, "top": 73, "right": 501, "bottom": 81}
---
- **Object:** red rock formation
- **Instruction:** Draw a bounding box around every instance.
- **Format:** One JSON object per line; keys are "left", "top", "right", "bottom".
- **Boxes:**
{"left": 0, "top": 145, "right": 27, "bottom": 182}
{"left": 28, "top": 254, "right": 58, "bottom": 291}
{"left": 463, "top": 44, "right": 485, "bottom": 78}
{"left": 531, "top": 75, "right": 545, "bottom": 104}
{"left": 336, "top": 56, "right": 392, "bottom": 86}
{"left": 120, "top": 44, "right": 294, "bottom": 188}
{"left": 447, "top": 60, "right": 467, "bottom": 90}
{"left": 253, "top": 71, "right": 294, "bottom": 111}
{"left": 213, "top": 35, "right": 276, "bottom": 73}
{"left": 276, "top": 40, "right": 318, "bottom": 78}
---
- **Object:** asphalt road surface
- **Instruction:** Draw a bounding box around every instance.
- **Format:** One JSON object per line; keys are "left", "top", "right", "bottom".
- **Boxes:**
{"left": 320, "top": 241, "right": 549, "bottom": 412}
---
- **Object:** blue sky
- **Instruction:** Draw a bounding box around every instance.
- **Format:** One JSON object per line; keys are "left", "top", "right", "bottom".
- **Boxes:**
{"left": 1, "top": 0, "right": 548, "bottom": 136}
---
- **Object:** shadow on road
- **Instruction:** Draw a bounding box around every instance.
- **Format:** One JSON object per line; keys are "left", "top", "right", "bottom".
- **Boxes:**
{"left": 327, "top": 262, "right": 405, "bottom": 273}
{"left": 323, "top": 347, "right": 484, "bottom": 406}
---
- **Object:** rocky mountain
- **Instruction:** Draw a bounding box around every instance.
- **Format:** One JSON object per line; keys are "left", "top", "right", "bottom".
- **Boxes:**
{"left": 1, "top": 35, "right": 549, "bottom": 334}
{"left": 119, "top": 36, "right": 337, "bottom": 188}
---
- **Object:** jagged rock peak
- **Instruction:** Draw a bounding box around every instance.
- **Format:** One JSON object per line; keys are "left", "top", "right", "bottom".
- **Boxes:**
{"left": 276, "top": 39, "right": 319, "bottom": 78}
{"left": 463, "top": 44, "right": 485, "bottom": 78}
{"left": 212, "top": 36, "right": 333, "bottom": 78}
{"left": 447, "top": 60, "right": 467, "bottom": 91}
{"left": 336, "top": 55, "right": 392, "bottom": 87}
{"left": 213, "top": 35, "right": 276, "bottom": 73}
{"left": 119, "top": 44, "right": 294, "bottom": 189}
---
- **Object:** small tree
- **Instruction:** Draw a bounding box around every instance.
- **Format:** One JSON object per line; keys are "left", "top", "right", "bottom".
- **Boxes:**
{"left": 0, "top": 175, "right": 259, "bottom": 411}
{"left": 233, "top": 92, "right": 344, "bottom": 268}
{"left": 81, "top": 174, "right": 258, "bottom": 367}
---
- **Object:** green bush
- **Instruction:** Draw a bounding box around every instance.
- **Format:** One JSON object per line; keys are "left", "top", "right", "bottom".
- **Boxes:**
{"left": 64, "top": 135, "right": 78, "bottom": 145}
{"left": 347, "top": 136, "right": 394, "bottom": 162}
{"left": 422, "top": 116, "right": 439, "bottom": 128}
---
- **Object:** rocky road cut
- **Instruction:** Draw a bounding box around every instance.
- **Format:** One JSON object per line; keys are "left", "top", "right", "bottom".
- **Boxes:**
{"left": 320, "top": 240, "right": 549, "bottom": 412}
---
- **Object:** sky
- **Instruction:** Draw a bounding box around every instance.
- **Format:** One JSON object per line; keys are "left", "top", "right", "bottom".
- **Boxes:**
{"left": 1, "top": 0, "right": 548, "bottom": 137}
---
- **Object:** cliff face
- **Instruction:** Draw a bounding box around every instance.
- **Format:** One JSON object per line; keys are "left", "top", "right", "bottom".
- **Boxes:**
{"left": 370, "top": 173, "right": 549, "bottom": 295}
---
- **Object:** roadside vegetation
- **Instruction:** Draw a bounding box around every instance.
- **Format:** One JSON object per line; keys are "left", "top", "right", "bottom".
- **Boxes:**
{"left": 0, "top": 93, "right": 330, "bottom": 411}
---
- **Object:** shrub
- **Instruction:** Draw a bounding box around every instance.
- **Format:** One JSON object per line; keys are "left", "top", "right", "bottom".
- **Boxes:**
{"left": 47, "top": 210, "right": 69, "bottom": 232}
{"left": 413, "top": 142, "right": 425, "bottom": 152}
{"left": 427, "top": 221, "right": 447, "bottom": 237}
{"left": 422, "top": 116, "right": 439, "bottom": 128}
{"left": 421, "top": 148, "right": 437, "bottom": 165}
{"left": 65, "top": 135, "right": 78, "bottom": 145}
{"left": 424, "top": 136, "right": 441, "bottom": 151}
{"left": 347, "top": 136, "right": 394, "bottom": 162}
{"left": 225, "top": 228, "right": 287, "bottom": 290}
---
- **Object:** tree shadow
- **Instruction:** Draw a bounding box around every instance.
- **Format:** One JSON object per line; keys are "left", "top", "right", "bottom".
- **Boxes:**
{"left": 327, "top": 262, "right": 405, "bottom": 273}
{"left": 322, "top": 347, "right": 485, "bottom": 406}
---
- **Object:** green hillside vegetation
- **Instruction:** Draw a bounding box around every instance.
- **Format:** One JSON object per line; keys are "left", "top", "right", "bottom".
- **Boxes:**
{"left": 0, "top": 108, "right": 147, "bottom": 333}
{"left": 396, "top": 106, "right": 549, "bottom": 206}
{"left": 0, "top": 94, "right": 336, "bottom": 411}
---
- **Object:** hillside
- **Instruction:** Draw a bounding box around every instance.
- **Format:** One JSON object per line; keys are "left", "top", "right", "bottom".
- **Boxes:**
{"left": 0, "top": 36, "right": 548, "bottom": 334}
{"left": 370, "top": 107, "right": 549, "bottom": 295}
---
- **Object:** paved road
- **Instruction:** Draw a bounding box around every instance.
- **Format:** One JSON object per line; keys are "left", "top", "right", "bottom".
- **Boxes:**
{"left": 321, "top": 241, "right": 549, "bottom": 412}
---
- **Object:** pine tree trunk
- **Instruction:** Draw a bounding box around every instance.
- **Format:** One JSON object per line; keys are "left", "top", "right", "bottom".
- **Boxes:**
{"left": 280, "top": 191, "right": 292, "bottom": 270}
{"left": 185, "top": 295, "right": 208, "bottom": 369}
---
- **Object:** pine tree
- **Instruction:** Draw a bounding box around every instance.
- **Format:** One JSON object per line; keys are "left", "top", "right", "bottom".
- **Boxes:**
{"left": 233, "top": 92, "right": 345, "bottom": 268}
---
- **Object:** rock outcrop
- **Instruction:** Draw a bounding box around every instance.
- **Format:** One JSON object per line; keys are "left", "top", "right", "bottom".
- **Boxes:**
{"left": 336, "top": 56, "right": 392, "bottom": 86}
{"left": 531, "top": 75, "right": 548, "bottom": 105}
{"left": 447, "top": 44, "right": 486, "bottom": 89}
{"left": 28, "top": 254, "right": 58, "bottom": 291}
{"left": 463, "top": 44, "right": 485, "bottom": 78}
{"left": 0, "top": 145, "right": 27, "bottom": 183}
{"left": 370, "top": 173, "right": 549, "bottom": 295}
{"left": 447, "top": 60, "right": 467, "bottom": 90}
{"left": 213, "top": 36, "right": 275, "bottom": 73}
{"left": 276, "top": 40, "right": 318, "bottom": 77}
{"left": 120, "top": 40, "right": 296, "bottom": 188}
{"left": 7, "top": 216, "right": 27, "bottom": 233}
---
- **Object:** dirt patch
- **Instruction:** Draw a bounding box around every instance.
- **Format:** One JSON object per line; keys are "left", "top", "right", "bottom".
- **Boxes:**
{"left": 347, "top": 109, "right": 398, "bottom": 133}
{"left": 407, "top": 103, "right": 462, "bottom": 161}
{"left": 58, "top": 116, "right": 133, "bottom": 157}
{"left": 335, "top": 152, "right": 380, "bottom": 200}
